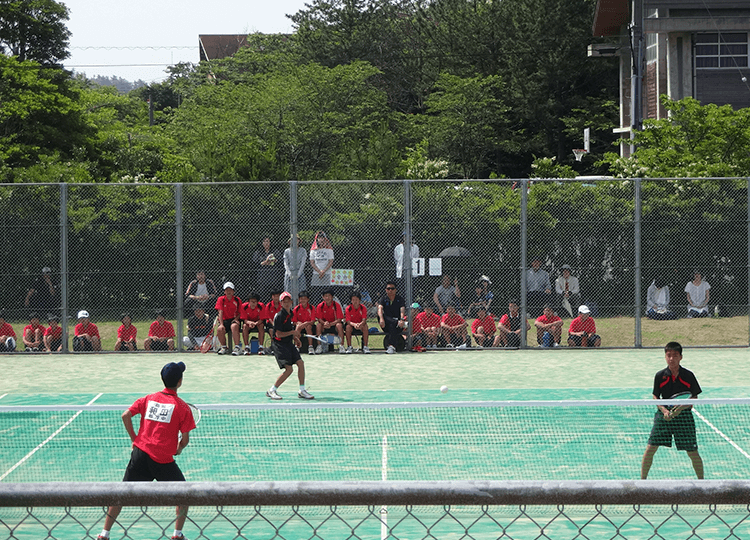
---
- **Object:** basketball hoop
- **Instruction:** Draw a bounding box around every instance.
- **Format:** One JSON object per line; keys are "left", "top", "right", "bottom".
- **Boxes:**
{"left": 573, "top": 149, "right": 588, "bottom": 162}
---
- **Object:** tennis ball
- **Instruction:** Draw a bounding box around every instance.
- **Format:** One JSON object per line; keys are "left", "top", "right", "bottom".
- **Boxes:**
{"left": 440, "top": 385, "right": 449, "bottom": 393}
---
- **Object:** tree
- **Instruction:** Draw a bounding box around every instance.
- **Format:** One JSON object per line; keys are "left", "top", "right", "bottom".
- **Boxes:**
{"left": 0, "top": 0, "right": 70, "bottom": 65}
{"left": 604, "top": 97, "right": 750, "bottom": 178}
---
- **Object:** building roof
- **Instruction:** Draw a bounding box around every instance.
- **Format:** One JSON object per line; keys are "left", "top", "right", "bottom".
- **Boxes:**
{"left": 199, "top": 35, "right": 249, "bottom": 61}
{"left": 592, "top": 0, "right": 630, "bottom": 37}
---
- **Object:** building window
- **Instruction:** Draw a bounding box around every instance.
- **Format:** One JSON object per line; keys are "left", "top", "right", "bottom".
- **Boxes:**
{"left": 695, "top": 33, "right": 748, "bottom": 68}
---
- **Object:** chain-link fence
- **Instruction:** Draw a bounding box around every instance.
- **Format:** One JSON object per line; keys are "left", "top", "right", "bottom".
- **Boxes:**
{"left": 2, "top": 481, "right": 750, "bottom": 540}
{"left": 1, "top": 178, "right": 748, "bottom": 352}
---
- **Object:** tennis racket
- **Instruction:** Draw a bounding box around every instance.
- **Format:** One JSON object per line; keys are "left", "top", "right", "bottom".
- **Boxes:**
{"left": 665, "top": 391, "right": 693, "bottom": 419}
{"left": 201, "top": 317, "right": 219, "bottom": 353}
{"left": 178, "top": 402, "right": 201, "bottom": 444}
{"left": 303, "top": 334, "right": 340, "bottom": 345}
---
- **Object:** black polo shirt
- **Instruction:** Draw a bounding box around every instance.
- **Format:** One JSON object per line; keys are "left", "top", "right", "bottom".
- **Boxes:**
{"left": 652, "top": 365, "right": 701, "bottom": 399}
{"left": 380, "top": 295, "right": 405, "bottom": 323}
{"left": 273, "top": 308, "right": 295, "bottom": 345}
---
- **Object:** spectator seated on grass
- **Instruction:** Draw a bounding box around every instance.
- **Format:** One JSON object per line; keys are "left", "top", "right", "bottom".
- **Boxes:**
{"left": 534, "top": 305, "right": 563, "bottom": 347}
{"left": 74, "top": 310, "right": 101, "bottom": 351}
{"left": 567, "top": 305, "right": 601, "bottom": 348}
{"left": 646, "top": 276, "right": 677, "bottom": 320}
{"left": 471, "top": 305, "right": 500, "bottom": 348}
{"left": 144, "top": 309, "right": 175, "bottom": 351}
{"left": 115, "top": 313, "right": 138, "bottom": 351}
{"left": 685, "top": 270, "right": 710, "bottom": 319}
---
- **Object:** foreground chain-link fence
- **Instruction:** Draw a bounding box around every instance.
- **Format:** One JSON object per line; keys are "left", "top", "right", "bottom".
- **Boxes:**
{"left": 2, "top": 177, "right": 749, "bottom": 351}
{"left": 2, "top": 481, "right": 750, "bottom": 540}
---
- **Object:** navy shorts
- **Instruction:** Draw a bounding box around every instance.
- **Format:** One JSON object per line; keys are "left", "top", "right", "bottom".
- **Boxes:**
{"left": 122, "top": 446, "right": 186, "bottom": 482}
{"left": 273, "top": 341, "right": 302, "bottom": 369}
{"left": 149, "top": 339, "right": 169, "bottom": 350}
{"left": 647, "top": 411, "right": 698, "bottom": 451}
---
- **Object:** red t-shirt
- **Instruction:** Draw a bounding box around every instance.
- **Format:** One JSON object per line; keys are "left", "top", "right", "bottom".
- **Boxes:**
{"left": 44, "top": 325, "right": 62, "bottom": 339}
{"left": 441, "top": 313, "right": 466, "bottom": 328}
{"left": 75, "top": 322, "right": 100, "bottom": 338}
{"left": 471, "top": 314, "right": 496, "bottom": 334}
{"left": 23, "top": 323, "right": 46, "bottom": 335}
{"left": 293, "top": 304, "right": 315, "bottom": 324}
{"left": 0, "top": 322, "right": 15, "bottom": 337}
{"left": 316, "top": 301, "right": 344, "bottom": 323}
{"left": 149, "top": 320, "right": 175, "bottom": 338}
{"left": 129, "top": 388, "right": 196, "bottom": 464}
{"left": 536, "top": 314, "right": 561, "bottom": 326}
{"left": 264, "top": 300, "right": 282, "bottom": 322}
{"left": 118, "top": 324, "right": 138, "bottom": 341}
{"left": 215, "top": 295, "right": 241, "bottom": 320}
{"left": 415, "top": 312, "right": 440, "bottom": 330}
{"left": 569, "top": 316, "right": 596, "bottom": 334}
{"left": 241, "top": 301, "right": 265, "bottom": 322}
{"left": 345, "top": 304, "right": 367, "bottom": 324}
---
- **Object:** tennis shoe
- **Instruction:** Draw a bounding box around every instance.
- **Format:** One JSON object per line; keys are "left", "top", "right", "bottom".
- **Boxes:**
{"left": 298, "top": 389, "right": 315, "bottom": 400}
{"left": 338, "top": 345, "right": 346, "bottom": 354}
{"left": 553, "top": 342, "right": 560, "bottom": 348}
{"left": 345, "top": 346, "right": 353, "bottom": 354}
{"left": 386, "top": 345, "right": 396, "bottom": 354}
{"left": 217, "top": 346, "right": 228, "bottom": 355}
{"left": 258, "top": 345, "right": 265, "bottom": 355}
{"left": 243, "top": 346, "right": 251, "bottom": 356}
{"left": 231, "top": 345, "right": 241, "bottom": 356}
{"left": 363, "top": 346, "right": 371, "bottom": 354}
{"left": 171, "top": 534, "right": 188, "bottom": 540}
{"left": 457, "top": 343, "right": 467, "bottom": 350}
{"left": 315, "top": 344, "right": 324, "bottom": 354}
{"left": 266, "top": 389, "right": 282, "bottom": 400}
{"left": 308, "top": 346, "right": 315, "bottom": 355}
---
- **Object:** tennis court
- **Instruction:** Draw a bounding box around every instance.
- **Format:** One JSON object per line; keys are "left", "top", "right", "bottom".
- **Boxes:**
{"left": 2, "top": 347, "right": 750, "bottom": 539}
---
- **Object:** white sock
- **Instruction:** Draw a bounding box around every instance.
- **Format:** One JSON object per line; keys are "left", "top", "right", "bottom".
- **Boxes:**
{"left": 270, "top": 385, "right": 277, "bottom": 392}
{"left": 173, "top": 529, "right": 182, "bottom": 538}
{"left": 99, "top": 530, "right": 110, "bottom": 538}
{"left": 299, "top": 385, "right": 305, "bottom": 391}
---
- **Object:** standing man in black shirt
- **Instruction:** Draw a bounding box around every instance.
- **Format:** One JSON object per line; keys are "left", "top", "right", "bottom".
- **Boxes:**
{"left": 641, "top": 341, "right": 704, "bottom": 479}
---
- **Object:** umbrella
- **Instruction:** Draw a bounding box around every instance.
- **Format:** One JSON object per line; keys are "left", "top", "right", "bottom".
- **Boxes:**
{"left": 438, "top": 246, "right": 471, "bottom": 257}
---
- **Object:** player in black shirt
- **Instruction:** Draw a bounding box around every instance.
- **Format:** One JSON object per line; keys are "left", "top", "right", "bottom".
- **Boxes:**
{"left": 641, "top": 341, "right": 704, "bottom": 479}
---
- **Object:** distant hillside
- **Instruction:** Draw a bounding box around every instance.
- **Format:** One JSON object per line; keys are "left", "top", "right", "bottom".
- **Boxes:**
{"left": 88, "top": 75, "right": 148, "bottom": 93}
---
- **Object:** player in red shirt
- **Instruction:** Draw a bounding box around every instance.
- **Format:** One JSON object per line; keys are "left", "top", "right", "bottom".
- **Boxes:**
{"left": 115, "top": 312, "right": 138, "bottom": 351}
{"left": 567, "top": 305, "right": 601, "bottom": 347}
{"left": 415, "top": 304, "right": 441, "bottom": 348}
{"left": 534, "top": 305, "right": 563, "bottom": 347}
{"left": 74, "top": 310, "right": 101, "bottom": 351}
{"left": 145, "top": 310, "right": 175, "bottom": 351}
{"left": 441, "top": 304, "right": 469, "bottom": 348}
{"left": 43, "top": 314, "right": 62, "bottom": 352}
{"left": 240, "top": 293, "right": 266, "bottom": 355}
{"left": 0, "top": 310, "right": 16, "bottom": 352}
{"left": 471, "top": 306, "right": 499, "bottom": 348}
{"left": 97, "top": 362, "right": 195, "bottom": 540}
{"left": 344, "top": 291, "right": 370, "bottom": 354}
{"left": 315, "top": 289, "right": 345, "bottom": 354}
{"left": 22, "top": 312, "right": 45, "bottom": 351}
{"left": 292, "top": 291, "right": 317, "bottom": 355}
{"left": 215, "top": 282, "right": 242, "bottom": 355}
{"left": 497, "top": 300, "right": 530, "bottom": 348}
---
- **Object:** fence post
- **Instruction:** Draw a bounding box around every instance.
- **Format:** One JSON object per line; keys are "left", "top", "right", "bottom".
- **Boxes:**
{"left": 634, "top": 178, "right": 642, "bottom": 348}
{"left": 520, "top": 179, "right": 528, "bottom": 348}
{"left": 747, "top": 177, "right": 750, "bottom": 346}
{"left": 290, "top": 180, "right": 298, "bottom": 300}
{"left": 59, "top": 183, "right": 69, "bottom": 353}
{"left": 404, "top": 180, "right": 413, "bottom": 349}
{"left": 175, "top": 184, "right": 184, "bottom": 351}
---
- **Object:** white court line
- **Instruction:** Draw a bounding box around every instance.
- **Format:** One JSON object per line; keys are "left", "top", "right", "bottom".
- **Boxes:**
{"left": 693, "top": 409, "right": 750, "bottom": 461}
{"left": 380, "top": 435, "right": 388, "bottom": 540}
{"left": 0, "top": 393, "right": 103, "bottom": 482}
{"left": 0, "top": 393, "right": 7, "bottom": 401}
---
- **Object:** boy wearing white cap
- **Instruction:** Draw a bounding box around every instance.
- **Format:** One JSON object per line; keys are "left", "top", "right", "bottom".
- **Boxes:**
{"left": 567, "top": 305, "right": 601, "bottom": 347}
{"left": 266, "top": 292, "right": 314, "bottom": 400}
{"left": 214, "top": 282, "right": 242, "bottom": 355}
{"left": 74, "top": 310, "right": 101, "bottom": 351}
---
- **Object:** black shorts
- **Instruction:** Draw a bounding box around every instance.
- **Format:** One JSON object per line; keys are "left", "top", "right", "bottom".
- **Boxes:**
{"left": 72, "top": 336, "right": 93, "bottom": 351}
{"left": 568, "top": 334, "right": 600, "bottom": 347}
{"left": 273, "top": 340, "right": 302, "bottom": 369}
{"left": 48, "top": 338, "right": 62, "bottom": 351}
{"left": 150, "top": 339, "right": 169, "bottom": 350}
{"left": 117, "top": 341, "right": 137, "bottom": 351}
{"left": 122, "top": 446, "right": 186, "bottom": 482}
{"left": 222, "top": 319, "right": 238, "bottom": 334}
{"left": 647, "top": 411, "right": 698, "bottom": 451}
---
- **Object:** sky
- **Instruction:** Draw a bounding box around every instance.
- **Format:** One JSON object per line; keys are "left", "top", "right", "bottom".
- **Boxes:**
{"left": 61, "top": 0, "right": 308, "bottom": 84}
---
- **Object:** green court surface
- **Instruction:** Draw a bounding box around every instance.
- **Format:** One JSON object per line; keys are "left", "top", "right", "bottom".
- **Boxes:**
{"left": 3, "top": 347, "right": 750, "bottom": 539}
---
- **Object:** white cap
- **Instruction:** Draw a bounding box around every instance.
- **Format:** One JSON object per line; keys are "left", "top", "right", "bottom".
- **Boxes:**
{"left": 77, "top": 310, "right": 90, "bottom": 319}
{"left": 42, "top": 267, "right": 52, "bottom": 274}
{"left": 223, "top": 282, "right": 235, "bottom": 290}
{"left": 578, "top": 305, "right": 590, "bottom": 314}
{"left": 480, "top": 274, "right": 492, "bottom": 285}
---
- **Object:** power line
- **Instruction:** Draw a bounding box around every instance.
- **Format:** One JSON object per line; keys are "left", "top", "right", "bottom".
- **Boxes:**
{"left": 70, "top": 46, "right": 195, "bottom": 51}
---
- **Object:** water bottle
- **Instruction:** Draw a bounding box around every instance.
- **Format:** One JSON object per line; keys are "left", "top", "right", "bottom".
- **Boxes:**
{"left": 714, "top": 305, "right": 720, "bottom": 318}
{"left": 543, "top": 331, "right": 552, "bottom": 348}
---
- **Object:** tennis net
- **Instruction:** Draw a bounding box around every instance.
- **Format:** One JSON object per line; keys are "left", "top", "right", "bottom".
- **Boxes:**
{"left": 2, "top": 398, "right": 750, "bottom": 483}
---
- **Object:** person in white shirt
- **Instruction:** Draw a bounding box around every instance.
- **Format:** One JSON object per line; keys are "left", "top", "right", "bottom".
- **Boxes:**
{"left": 394, "top": 233, "right": 419, "bottom": 293}
{"left": 309, "top": 231, "right": 334, "bottom": 303}
{"left": 685, "top": 271, "right": 710, "bottom": 318}
{"left": 646, "top": 276, "right": 677, "bottom": 320}
{"left": 555, "top": 264, "right": 580, "bottom": 317}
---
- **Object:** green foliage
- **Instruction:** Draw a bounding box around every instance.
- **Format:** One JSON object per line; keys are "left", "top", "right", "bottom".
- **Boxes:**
{"left": 0, "top": 0, "right": 70, "bottom": 64}
{"left": 604, "top": 97, "right": 750, "bottom": 178}
{"left": 530, "top": 156, "right": 576, "bottom": 179}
